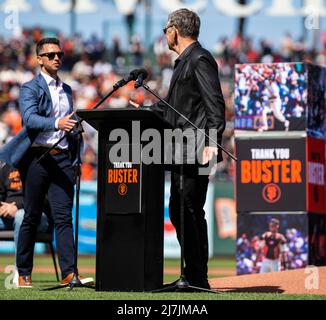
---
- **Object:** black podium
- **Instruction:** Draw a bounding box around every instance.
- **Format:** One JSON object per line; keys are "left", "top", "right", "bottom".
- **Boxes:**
{"left": 77, "top": 108, "right": 170, "bottom": 292}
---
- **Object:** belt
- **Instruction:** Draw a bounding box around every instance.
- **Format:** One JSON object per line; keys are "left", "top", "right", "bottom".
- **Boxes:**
{"left": 31, "top": 146, "right": 69, "bottom": 156}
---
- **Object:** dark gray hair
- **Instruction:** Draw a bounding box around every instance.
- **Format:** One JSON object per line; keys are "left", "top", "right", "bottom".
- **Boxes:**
{"left": 168, "top": 8, "right": 200, "bottom": 40}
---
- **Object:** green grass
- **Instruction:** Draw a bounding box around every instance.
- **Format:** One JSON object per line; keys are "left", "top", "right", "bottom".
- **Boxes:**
{"left": 0, "top": 255, "right": 325, "bottom": 300}
{"left": 0, "top": 255, "right": 235, "bottom": 284}
{"left": 1, "top": 275, "right": 326, "bottom": 300}
{"left": 164, "top": 257, "right": 235, "bottom": 269}
{"left": 0, "top": 255, "right": 235, "bottom": 269}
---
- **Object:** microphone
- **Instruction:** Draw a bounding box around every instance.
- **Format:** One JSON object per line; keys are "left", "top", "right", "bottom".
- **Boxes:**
{"left": 113, "top": 68, "right": 144, "bottom": 90}
{"left": 134, "top": 68, "right": 148, "bottom": 89}
{"left": 113, "top": 73, "right": 136, "bottom": 90}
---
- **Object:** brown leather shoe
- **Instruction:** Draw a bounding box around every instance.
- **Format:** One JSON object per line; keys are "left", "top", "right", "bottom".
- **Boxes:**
{"left": 61, "top": 273, "right": 74, "bottom": 285}
{"left": 18, "top": 275, "right": 33, "bottom": 288}
{"left": 61, "top": 273, "right": 94, "bottom": 286}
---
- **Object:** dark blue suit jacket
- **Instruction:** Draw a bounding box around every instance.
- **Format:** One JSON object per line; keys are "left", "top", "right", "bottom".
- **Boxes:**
{"left": 0, "top": 73, "right": 79, "bottom": 167}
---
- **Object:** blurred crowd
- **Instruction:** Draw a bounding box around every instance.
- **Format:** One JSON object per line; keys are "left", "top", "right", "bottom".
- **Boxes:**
{"left": 236, "top": 228, "right": 308, "bottom": 275}
{"left": 0, "top": 28, "right": 325, "bottom": 181}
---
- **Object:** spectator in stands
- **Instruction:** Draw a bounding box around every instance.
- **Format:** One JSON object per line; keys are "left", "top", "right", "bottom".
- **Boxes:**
{"left": 0, "top": 27, "right": 325, "bottom": 185}
{"left": 0, "top": 160, "right": 49, "bottom": 250}
{"left": 112, "top": 36, "right": 124, "bottom": 66}
{"left": 129, "top": 35, "right": 144, "bottom": 66}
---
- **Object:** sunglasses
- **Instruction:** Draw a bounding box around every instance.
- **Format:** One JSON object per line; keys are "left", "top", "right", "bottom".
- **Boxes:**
{"left": 163, "top": 25, "right": 174, "bottom": 34}
{"left": 39, "top": 51, "right": 64, "bottom": 60}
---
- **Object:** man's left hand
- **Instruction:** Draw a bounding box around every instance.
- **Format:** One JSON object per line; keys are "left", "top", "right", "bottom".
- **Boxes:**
{"left": 202, "top": 146, "right": 219, "bottom": 165}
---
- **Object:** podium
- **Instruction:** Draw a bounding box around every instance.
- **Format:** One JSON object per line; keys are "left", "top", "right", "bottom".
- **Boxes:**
{"left": 77, "top": 108, "right": 171, "bottom": 292}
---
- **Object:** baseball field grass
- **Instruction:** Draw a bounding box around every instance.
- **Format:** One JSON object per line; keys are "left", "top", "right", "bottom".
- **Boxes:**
{"left": 0, "top": 255, "right": 325, "bottom": 300}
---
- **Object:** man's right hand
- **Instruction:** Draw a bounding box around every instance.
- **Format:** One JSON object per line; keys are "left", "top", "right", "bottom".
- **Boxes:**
{"left": 0, "top": 202, "right": 17, "bottom": 217}
{"left": 129, "top": 100, "right": 140, "bottom": 108}
{"left": 58, "top": 112, "right": 77, "bottom": 132}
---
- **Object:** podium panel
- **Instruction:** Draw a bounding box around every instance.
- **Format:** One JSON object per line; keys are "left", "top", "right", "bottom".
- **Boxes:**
{"left": 235, "top": 136, "right": 326, "bottom": 213}
{"left": 105, "top": 144, "right": 142, "bottom": 214}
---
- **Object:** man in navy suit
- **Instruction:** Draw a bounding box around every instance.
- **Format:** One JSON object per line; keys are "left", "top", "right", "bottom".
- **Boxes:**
{"left": 0, "top": 38, "right": 92, "bottom": 287}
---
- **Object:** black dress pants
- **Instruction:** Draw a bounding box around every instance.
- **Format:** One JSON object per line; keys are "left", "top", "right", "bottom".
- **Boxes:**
{"left": 16, "top": 149, "right": 75, "bottom": 279}
{"left": 169, "top": 165, "right": 209, "bottom": 286}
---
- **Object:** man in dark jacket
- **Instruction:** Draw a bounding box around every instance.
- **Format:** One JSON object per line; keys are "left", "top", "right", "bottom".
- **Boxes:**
{"left": 153, "top": 9, "right": 226, "bottom": 289}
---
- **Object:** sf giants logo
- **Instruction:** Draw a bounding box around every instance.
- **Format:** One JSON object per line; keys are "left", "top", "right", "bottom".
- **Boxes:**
{"left": 118, "top": 183, "right": 128, "bottom": 196}
{"left": 262, "top": 183, "right": 281, "bottom": 203}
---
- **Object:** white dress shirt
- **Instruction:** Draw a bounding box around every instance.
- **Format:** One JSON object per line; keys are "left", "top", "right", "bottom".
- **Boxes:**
{"left": 33, "top": 72, "right": 70, "bottom": 149}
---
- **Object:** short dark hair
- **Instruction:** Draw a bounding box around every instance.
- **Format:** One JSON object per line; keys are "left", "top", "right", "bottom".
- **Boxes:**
{"left": 36, "top": 38, "right": 61, "bottom": 56}
{"left": 168, "top": 8, "right": 200, "bottom": 40}
{"left": 270, "top": 218, "right": 280, "bottom": 226}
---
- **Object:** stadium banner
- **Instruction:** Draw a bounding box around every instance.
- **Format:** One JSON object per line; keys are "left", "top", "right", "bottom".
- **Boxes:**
{"left": 236, "top": 212, "right": 326, "bottom": 275}
{"left": 234, "top": 63, "right": 325, "bottom": 138}
{"left": 3, "top": 0, "right": 326, "bottom": 17}
{"left": 215, "top": 198, "right": 236, "bottom": 239}
{"left": 236, "top": 136, "right": 326, "bottom": 213}
{"left": 0, "top": 183, "right": 97, "bottom": 254}
{"left": 0, "top": 242, "right": 45, "bottom": 254}
{"left": 236, "top": 137, "right": 307, "bottom": 212}
{"left": 213, "top": 181, "right": 236, "bottom": 256}
{"left": 74, "top": 181, "right": 97, "bottom": 254}
{"left": 236, "top": 212, "right": 309, "bottom": 275}
{"left": 307, "top": 64, "right": 326, "bottom": 139}
{"left": 163, "top": 180, "right": 215, "bottom": 258}
{"left": 69, "top": 180, "right": 215, "bottom": 256}
{"left": 309, "top": 213, "right": 326, "bottom": 266}
{"left": 307, "top": 137, "right": 326, "bottom": 213}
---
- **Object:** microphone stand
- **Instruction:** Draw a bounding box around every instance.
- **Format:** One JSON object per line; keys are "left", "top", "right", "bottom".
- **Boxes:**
{"left": 41, "top": 78, "right": 129, "bottom": 291}
{"left": 139, "top": 82, "right": 237, "bottom": 294}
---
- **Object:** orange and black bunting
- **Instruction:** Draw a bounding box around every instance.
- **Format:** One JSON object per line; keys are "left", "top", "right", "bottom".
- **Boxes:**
{"left": 8, "top": 171, "right": 20, "bottom": 180}
{"left": 241, "top": 160, "right": 302, "bottom": 184}
{"left": 108, "top": 169, "right": 138, "bottom": 184}
{"left": 10, "top": 181, "right": 22, "bottom": 190}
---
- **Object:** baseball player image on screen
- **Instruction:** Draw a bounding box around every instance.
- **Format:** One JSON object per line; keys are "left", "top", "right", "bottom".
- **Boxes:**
{"left": 259, "top": 73, "right": 290, "bottom": 132}
{"left": 259, "top": 218, "right": 288, "bottom": 273}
